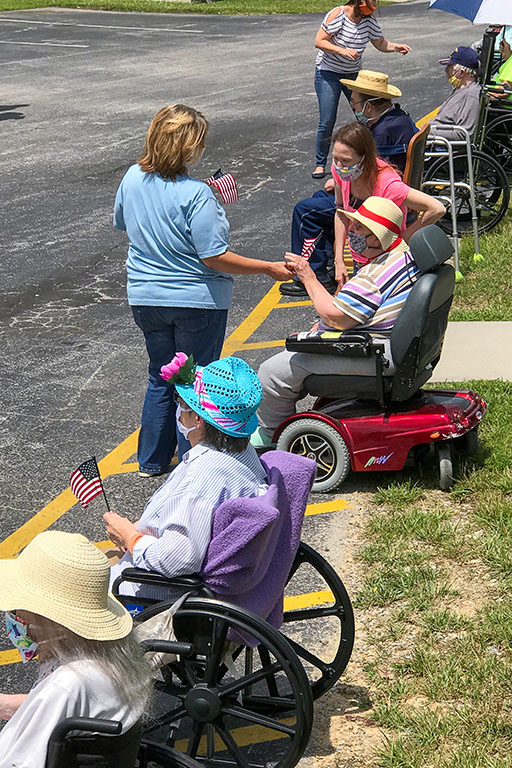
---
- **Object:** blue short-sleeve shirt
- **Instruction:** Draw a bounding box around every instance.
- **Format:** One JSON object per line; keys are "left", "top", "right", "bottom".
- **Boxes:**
{"left": 114, "top": 164, "right": 233, "bottom": 309}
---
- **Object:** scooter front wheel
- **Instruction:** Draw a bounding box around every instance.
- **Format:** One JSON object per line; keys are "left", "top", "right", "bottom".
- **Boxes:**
{"left": 276, "top": 419, "right": 351, "bottom": 493}
{"left": 436, "top": 442, "right": 454, "bottom": 490}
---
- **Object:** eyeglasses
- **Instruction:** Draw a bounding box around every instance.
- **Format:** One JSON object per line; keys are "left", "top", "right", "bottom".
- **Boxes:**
{"left": 173, "top": 393, "right": 193, "bottom": 412}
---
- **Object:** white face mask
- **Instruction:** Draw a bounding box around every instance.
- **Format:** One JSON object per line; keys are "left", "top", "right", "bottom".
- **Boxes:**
{"left": 176, "top": 403, "right": 197, "bottom": 440}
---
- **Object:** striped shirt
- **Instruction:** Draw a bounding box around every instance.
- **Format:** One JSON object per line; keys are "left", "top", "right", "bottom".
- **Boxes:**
{"left": 110, "top": 443, "right": 267, "bottom": 598}
{"left": 316, "top": 7, "right": 383, "bottom": 74}
{"left": 332, "top": 242, "right": 420, "bottom": 335}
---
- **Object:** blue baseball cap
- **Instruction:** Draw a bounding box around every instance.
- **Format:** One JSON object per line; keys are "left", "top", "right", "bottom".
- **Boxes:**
{"left": 439, "top": 46, "right": 479, "bottom": 70}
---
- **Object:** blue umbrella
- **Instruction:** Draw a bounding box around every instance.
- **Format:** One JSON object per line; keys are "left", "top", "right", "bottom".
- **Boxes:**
{"left": 429, "top": 0, "right": 512, "bottom": 25}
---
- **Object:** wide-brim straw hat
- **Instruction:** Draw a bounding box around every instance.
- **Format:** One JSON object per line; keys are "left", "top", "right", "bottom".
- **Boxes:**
{"left": 175, "top": 356, "right": 261, "bottom": 438}
{"left": 0, "top": 531, "right": 132, "bottom": 641}
{"left": 339, "top": 196, "right": 404, "bottom": 252}
{"left": 339, "top": 70, "right": 402, "bottom": 99}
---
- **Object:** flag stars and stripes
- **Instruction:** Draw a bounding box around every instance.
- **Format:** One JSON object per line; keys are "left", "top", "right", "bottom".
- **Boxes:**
{"left": 206, "top": 169, "right": 239, "bottom": 204}
{"left": 70, "top": 458, "right": 104, "bottom": 509}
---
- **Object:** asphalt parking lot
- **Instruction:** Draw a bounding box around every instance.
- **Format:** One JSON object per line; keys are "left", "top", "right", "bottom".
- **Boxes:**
{"left": 0, "top": 1, "right": 484, "bottom": 701}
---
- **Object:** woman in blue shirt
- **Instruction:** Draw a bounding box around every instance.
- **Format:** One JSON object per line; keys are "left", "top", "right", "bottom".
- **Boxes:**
{"left": 114, "top": 104, "right": 289, "bottom": 477}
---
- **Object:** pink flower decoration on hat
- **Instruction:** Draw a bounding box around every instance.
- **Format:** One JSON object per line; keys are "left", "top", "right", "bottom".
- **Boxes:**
{"left": 160, "top": 353, "right": 197, "bottom": 385}
{"left": 161, "top": 352, "right": 189, "bottom": 381}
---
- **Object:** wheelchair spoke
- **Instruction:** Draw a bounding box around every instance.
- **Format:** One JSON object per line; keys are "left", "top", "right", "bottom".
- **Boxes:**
{"left": 283, "top": 604, "right": 340, "bottom": 621}
{"left": 213, "top": 721, "right": 251, "bottom": 768}
{"left": 187, "top": 720, "right": 205, "bottom": 758}
{"left": 205, "top": 620, "right": 229, "bottom": 685}
{"left": 283, "top": 635, "right": 333, "bottom": 674}
{"left": 143, "top": 705, "right": 188, "bottom": 735}
{"left": 257, "top": 645, "right": 279, "bottom": 697}
{"left": 219, "top": 661, "right": 282, "bottom": 697}
{"left": 206, "top": 723, "right": 215, "bottom": 760}
{"left": 221, "top": 705, "right": 296, "bottom": 736}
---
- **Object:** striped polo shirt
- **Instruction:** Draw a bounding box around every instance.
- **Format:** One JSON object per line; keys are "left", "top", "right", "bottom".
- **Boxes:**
{"left": 316, "top": 8, "right": 383, "bottom": 74}
{"left": 332, "top": 242, "right": 420, "bottom": 336}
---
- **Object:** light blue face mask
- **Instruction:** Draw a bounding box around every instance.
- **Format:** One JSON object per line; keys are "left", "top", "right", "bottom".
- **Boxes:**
{"left": 5, "top": 612, "right": 39, "bottom": 663}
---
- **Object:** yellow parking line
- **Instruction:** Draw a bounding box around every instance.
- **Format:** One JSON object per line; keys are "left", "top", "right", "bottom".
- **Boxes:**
{"left": 0, "top": 649, "right": 22, "bottom": 666}
{"left": 234, "top": 340, "right": 285, "bottom": 351}
{"left": 278, "top": 300, "right": 313, "bottom": 308}
{"left": 284, "top": 589, "right": 333, "bottom": 610}
{"left": 222, "top": 283, "right": 283, "bottom": 356}
{"left": 175, "top": 717, "right": 296, "bottom": 753}
{"left": 306, "top": 499, "right": 351, "bottom": 516}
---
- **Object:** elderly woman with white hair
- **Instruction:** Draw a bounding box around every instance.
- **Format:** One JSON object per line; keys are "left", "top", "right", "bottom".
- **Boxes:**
{"left": 0, "top": 531, "right": 152, "bottom": 768}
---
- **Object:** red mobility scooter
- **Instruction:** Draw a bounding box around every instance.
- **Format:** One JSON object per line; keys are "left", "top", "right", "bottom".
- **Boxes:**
{"left": 273, "top": 225, "right": 487, "bottom": 492}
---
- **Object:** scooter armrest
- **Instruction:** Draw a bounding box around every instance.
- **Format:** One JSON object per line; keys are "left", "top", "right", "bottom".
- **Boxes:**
{"left": 286, "top": 330, "right": 383, "bottom": 358}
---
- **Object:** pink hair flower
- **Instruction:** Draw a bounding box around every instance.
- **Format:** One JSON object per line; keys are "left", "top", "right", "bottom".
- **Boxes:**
{"left": 160, "top": 353, "right": 196, "bottom": 385}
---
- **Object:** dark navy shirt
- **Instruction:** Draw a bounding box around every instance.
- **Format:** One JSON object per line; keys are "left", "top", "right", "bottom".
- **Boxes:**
{"left": 371, "top": 105, "right": 418, "bottom": 172}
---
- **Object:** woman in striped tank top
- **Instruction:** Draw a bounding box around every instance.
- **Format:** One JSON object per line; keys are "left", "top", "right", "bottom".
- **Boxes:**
{"left": 313, "top": 0, "right": 411, "bottom": 178}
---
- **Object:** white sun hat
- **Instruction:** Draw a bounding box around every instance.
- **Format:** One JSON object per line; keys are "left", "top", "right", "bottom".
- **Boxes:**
{"left": 340, "top": 196, "right": 404, "bottom": 252}
{"left": 0, "top": 531, "right": 132, "bottom": 641}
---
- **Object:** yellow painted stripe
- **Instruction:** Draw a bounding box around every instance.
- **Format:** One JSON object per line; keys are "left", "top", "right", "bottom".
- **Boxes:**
{"left": 306, "top": 499, "right": 351, "bottom": 516}
{"left": 0, "top": 649, "right": 22, "bottom": 666}
{"left": 235, "top": 340, "right": 285, "bottom": 351}
{"left": 174, "top": 717, "right": 296, "bottom": 753}
{"left": 284, "top": 589, "right": 333, "bottom": 611}
{"left": 278, "top": 300, "right": 313, "bottom": 308}
{"left": 222, "top": 283, "right": 282, "bottom": 356}
{"left": 416, "top": 106, "right": 440, "bottom": 129}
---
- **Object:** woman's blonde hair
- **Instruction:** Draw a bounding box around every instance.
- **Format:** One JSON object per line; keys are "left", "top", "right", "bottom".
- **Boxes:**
{"left": 138, "top": 104, "right": 209, "bottom": 180}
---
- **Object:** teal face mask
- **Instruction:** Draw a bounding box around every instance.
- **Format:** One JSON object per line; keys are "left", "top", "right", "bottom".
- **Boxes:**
{"left": 5, "top": 612, "right": 39, "bottom": 663}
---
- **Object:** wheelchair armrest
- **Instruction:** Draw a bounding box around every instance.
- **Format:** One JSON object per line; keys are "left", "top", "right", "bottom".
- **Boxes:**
{"left": 112, "top": 568, "right": 204, "bottom": 596}
{"left": 140, "top": 638, "right": 194, "bottom": 657}
{"left": 50, "top": 717, "right": 122, "bottom": 742}
{"left": 286, "top": 330, "right": 385, "bottom": 358}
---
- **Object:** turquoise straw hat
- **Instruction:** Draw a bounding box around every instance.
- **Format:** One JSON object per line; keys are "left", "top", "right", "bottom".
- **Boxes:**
{"left": 175, "top": 356, "right": 262, "bottom": 438}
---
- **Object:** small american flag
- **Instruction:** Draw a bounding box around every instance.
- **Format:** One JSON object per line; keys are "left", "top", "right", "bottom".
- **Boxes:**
{"left": 205, "top": 169, "right": 239, "bottom": 204}
{"left": 301, "top": 232, "right": 323, "bottom": 260}
{"left": 70, "top": 458, "right": 104, "bottom": 509}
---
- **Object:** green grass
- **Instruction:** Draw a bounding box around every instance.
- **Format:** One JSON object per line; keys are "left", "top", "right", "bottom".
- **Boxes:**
{"left": 354, "top": 379, "right": 512, "bottom": 768}
{"left": 0, "top": 0, "right": 390, "bottom": 14}
{"left": 450, "top": 213, "right": 512, "bottom": 321}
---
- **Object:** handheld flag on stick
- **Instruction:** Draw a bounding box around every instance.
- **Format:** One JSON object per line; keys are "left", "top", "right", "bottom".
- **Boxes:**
{"left": 206, "top": 169, "right": 239, "bottom": 204}
{"left": 301, "top": 232, "right": 323, "bottom": 260}
{"left": 70, "top": 457, "right": 110, "bottom": 511}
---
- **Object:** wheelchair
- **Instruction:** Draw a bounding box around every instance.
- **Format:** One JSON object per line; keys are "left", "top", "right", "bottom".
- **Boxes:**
{"left": 46, "top": 700, "right": 204, "bottom": 768}
{"left": 421, "top": 26, "right": 512, "bottom": 237}
{"left": 272, "top": 225, "right": 487, "bottom": 493}
{"left": 112, "top": 537, "right": 355, "bottom": 768}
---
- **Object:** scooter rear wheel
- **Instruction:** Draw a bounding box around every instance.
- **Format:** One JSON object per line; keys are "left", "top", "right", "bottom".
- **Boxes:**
{"left": 276, "top": 419, "right": 351, "bottom": 493}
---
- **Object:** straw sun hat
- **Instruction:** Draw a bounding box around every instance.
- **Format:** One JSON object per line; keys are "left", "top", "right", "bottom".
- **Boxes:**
{"left": 0, "top": 531, "right": 132, "bottom": 641}
{"left": 340, "top": 196, "right": 404, "bottom": 252}
{"left": 339, "top": 70, "right": 402, "bottom": 99}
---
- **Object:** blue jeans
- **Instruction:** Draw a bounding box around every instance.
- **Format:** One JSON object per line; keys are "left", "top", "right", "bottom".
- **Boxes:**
{"left": 132, "top": 306, "right": 228, "bottom": 473}
{"left": 291, "top": 190, "right": 336, "bottom": 282}
{"left": 314, "top": 68, "right": 358, "bottom": 167}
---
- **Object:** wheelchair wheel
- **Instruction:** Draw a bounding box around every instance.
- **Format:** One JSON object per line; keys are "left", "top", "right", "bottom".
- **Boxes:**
{"left": 436, "top": 442, "right": 454, "bottom": 491}
{"left": 281, "top": 542, "right": 354, "bottom": 701}
{"left": 276, "top": 418, "right": 351, "bottom": 493}
{"left": 138, "top": 741, "right": 203, "bottom": 768}
{"left": 484, "top": 113, "right": 512, "bottom": 184}
{"left": 422, "top": 149, "right": 510, "bottom": 234}
{"left": 139, "top": 598, "right": 313, "bottom": 768}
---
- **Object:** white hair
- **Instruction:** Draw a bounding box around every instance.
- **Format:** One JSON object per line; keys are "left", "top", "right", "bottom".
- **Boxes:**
{"left": 31, "top": 613, "right": 153, "bottom": 717}
{"left": 453, "top": 63, "right": 478, "bottom": 78}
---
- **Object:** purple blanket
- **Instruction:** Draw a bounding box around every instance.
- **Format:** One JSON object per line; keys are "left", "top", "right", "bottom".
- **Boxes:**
{"left": 200, "top": 450, "right": 316, "bottom": 642}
